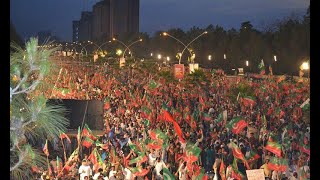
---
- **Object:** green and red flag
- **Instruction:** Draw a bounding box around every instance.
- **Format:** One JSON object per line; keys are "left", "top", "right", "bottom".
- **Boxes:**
{"left": 265, "top": 141, "right": 282, "bottom": 157}
{"left": 43, "top": 139, "right": 49, "bottom": 157}
{"left": 231, "top": 159, "right": 245, "bottom": 180}
{"left": 88, "top": 148, "right": 103, "bottom": 166}
{"left": 246, "top": 151, "right": 260, "bottom": 162}
{"left": 129, "top": 167, "right": 149, "bottom": 177}
{"left": 141, "top": 106, "right": 152, "bottom": 120}
{"left": 267, "top": 157, "right": 288, "bottom": 172}
{"left": 82, "top": 136, "right": 94, "bottom": 148}
{"left": 300, "top": 143, "right": 310, "bottom": 156}
{"left": 163, "top": 167, "right": 175, "bottom": 180}
{"left": 129, "top": 155, "right": 148, "bottom": 165}
{"left": 195, "top": 168, "right": 208, "bottom": 180}
{"left": 95, "top": 140, "right": 109, "bottom": 150}
{"left": 214, "top": 112, "right": 223, "bottom": 124}
{"left": 220, "top": 159, "right": 226, "bottom": 180}
{"left": 275, "top": 107, "right": 285, "bottom": 119}
{"left": 229, "top": 142, "right": 250, "bottom": 169}
{"left": 241, "top": 96, "right": 256, "bottom": 107}
{"left": 227, "top": 117, "right": 247, "bottom": 134}
{"left": 82, "top": 124, "right": 97, "bottom": 140}
{"left": 202, "top": 113, "right": 212, "bottom": 121}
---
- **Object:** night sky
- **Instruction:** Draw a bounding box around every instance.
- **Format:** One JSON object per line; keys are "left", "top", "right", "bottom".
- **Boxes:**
{"left": 10, "top": 0, "right": 309, "bottom": 42}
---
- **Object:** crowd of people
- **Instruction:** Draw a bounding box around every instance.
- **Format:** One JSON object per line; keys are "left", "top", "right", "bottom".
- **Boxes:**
{"left": 33, "top": 61, "right": 310, "bottom": 180}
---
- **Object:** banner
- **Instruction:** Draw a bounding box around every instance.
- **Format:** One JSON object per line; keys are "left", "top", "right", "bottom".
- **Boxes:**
{"left": 238, "top": 68, "right": 244, "bottom": 75}
{"left": 174, "top": 64, "right": 185, "bottom": 79}
{"left": 246, "top": 169, "right": 265, "bottom": 180}
{"left": 120, "top": 57, "right": 125, "bottom": 67}
{"left": 189, "top": 63, "right": 199, "bottom": 74}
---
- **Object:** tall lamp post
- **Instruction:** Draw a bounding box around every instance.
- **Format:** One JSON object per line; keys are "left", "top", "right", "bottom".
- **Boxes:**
{"left": 112, "top": 38, "right": 142, "bottom": 58}
{"left": 178, "top": 31, "right": 207, "bottom": 64}
{"left": 162, "top": 32, "right": 193, "bottom": 59}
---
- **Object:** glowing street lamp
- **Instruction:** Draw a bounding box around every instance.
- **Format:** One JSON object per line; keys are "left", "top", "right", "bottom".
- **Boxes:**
{"left": 246, "top": 60, "right": 249, "bottom": 67}
{"left": 224, "top": 54, "right": 227, "bottom": 60}
{"left": 208, "top": 55, "right": 212, "bottom": 60}
{"left": 157, "top": 54, "right": 162, "bottom": 60}
{"left": 274, "top": 55, "right": 277, "bottom": 62}
{"left": 301, "top": 62, "right": 309, "bottom": 70}
{"left": 116, "top": 49, "right": 123, "bottom": 56}
{"left": 167, "top": 56, "right": 170, "bottom": 61}
{"left": 151, "top": 53, "right": 153, "bottom": 57}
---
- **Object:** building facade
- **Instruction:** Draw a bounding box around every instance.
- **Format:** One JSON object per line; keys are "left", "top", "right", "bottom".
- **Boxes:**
{"left": 73, "top": 0, "right": 139, "bottom": 43}
{"left": 72, "top": 21, "right": 80, "bottom": 42}
{"left": 78, "top": 11, "right": 93, "bottom": 42}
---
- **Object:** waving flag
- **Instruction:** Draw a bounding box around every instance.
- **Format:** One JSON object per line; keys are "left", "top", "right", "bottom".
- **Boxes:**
{"left": 241, "top": 96, "right": 256, "bottom": 107}
{"left": 82, "top": 136, "right": 94, "bottom": 148}
{"left": 220, "top": 159, "right": 226, "bottom": 180}
{"left": 227, "top": 117, "right": 247, "bottom": 134}
{"left": 265, "top": 141, "right": 282, "bottom": 157}
{"left": 163, "top": 168, "right": 175, "bottom": 180}
{"left": 229, "top": 142, "right": 250, "bottom": 169}
{"left": 267, "top": 157, "right": 288, "bottom": 172}
{"left": 82, "top": 124, "right": 97, "bottom": 140}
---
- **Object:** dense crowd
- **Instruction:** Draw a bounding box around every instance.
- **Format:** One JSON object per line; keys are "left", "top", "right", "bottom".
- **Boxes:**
{"left": 33, "top": 62, "right": 310, "bottom": 180}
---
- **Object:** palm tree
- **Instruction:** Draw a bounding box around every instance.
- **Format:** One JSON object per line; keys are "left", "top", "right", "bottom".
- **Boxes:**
{"left": 10, "top": 38, "right": 69, "bottom": 179}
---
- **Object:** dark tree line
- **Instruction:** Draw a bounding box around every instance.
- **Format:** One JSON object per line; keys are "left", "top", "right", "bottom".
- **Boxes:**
{"left": 124, "top": 8, "right": 309, "bottom": 75}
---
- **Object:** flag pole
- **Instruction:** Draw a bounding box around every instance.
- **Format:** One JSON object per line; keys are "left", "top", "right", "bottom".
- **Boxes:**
{"left": 60, "top": 137, "right": 67, "bottom": 163}
{"left": 79, "top": 101, "right": 89, "bottom": 159}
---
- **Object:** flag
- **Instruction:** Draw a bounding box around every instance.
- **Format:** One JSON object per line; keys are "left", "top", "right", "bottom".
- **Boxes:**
{"left": 82, "top": 136, "right": 94, "bottom": 148}
{"left": 300, "top": 98, "right": 310, "bottom": 111}
{"left": 141, "top": 106, "right": 152, "bottom": 120}
{"left": 202, "top": 113, "right": 212, "bottom": 121}
{"left": 104, "top": 97, "right": 111, "bottom": 110}
{"left": 227, "top": 117, "right": 247, "bottom": 134}
{"left": 231, "top": 159, "right": 245, "bottom": 180}
{"left": 88, "top": 148, "right": 103, "bottom": 166}
{"left": 265, "top": 141, "right": 282, "bottom": 157}
{"left": 82, "top": 124, "right": 97, "bottom": 140}
{"left": 241, "top": 96, "right": 256, "bottom": 107}
{"left": 163, "top": 109, "right": 185, "bottom": 143}
{"left": 129, "top": 155, "right": 148, "bottom": 165}
{"left": 229, "top": 142, "right": 250, "bottom": 169}
{"left": 128, "top": 167, "right": 149, "bottom": 177}
{"left": 267, "top": 157, "right": 288, "bottom": 172}
{"left": 43, "top": 139, "right": 49, "bottom": 157}
{"left": 163, "top": 167, "right": 175, "bottom": 180}
{"left": 95, "top": 140, "right": 109, "bottom": 150}
{"left": 59, "top": 132, "right": 71, "bottom": 143}
{"left": 300, "top": 143, "right": 310, "bottom": 156}
{"left": 220, "top": 159, "right": 226, "bottom": 180}
{"left": 214, "top": 112, "right": 223, "bottom": 124}
{"left": 258, "top": 59, "right": 265, "bottom": 75}
{"left": 195, "top": 168, "right": 208, "bottom": 180}
{"left": 246, "top": 151, "right": 260, "bottom": 162}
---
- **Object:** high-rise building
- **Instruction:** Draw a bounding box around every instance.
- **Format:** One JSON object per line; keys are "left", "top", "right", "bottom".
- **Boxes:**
{"left": 74, "top": 0, "right": 139, "bottom": 43}
{"left": 72, "top": 21, "right": 80, "bottom": 42}
{"left": 78, "top": 11, "right": 93, "bottom": 42}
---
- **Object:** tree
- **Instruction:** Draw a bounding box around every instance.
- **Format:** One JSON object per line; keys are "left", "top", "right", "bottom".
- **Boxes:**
{"left": 10, "top": 38, "right": 69, "bottom": 179}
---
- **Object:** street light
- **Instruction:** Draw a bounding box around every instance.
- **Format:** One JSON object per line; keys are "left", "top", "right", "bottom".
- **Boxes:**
{"left": 157, "top": 54, "right": 162, "bottom": 59}
{"left": 167, "top": 56, "right": 170, "bottom": 61}
{"left": 116, "top": 49, "right": 123, "bottom": 56}
{"left": 224, "top": 54, "right": 227, "bottom": 60}
{"left": 162, "top": 32, "right": 193, "bottom": 60}
{"left": 179, "top": 31, "right": 208, "bottom": 64}
{"left": 151, "top": 53, "right": 153, "bottom": 57}
{"left": 246, "top": 60, "right": 249, "bottom": 67}
{"left": 274, "top": 55, "right": 277, "bottom": 62}
{"left": 301, "top": 62, "right": 309, "bottom": 70}
{"left": 208, "top": 55, "right": 212, "bottom": 60}
{"left": 112, "top": 38, "right": 142, "bottom": 58}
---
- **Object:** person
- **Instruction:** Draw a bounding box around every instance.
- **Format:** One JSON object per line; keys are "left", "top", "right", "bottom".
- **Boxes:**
{"left": 260, "top": 158, "right": 271, "bottom": 179}
{"left": 108, "top": 166, "right": 117, "bottom": 180}
{"left": 93, "top": 168, "right": 104, "bottom": 180}
{"left": 78, "top": 160, "right": 92, "bottom": 180}
{"left": 122, "top": 166, "right": 133, "bottom": 180}
{"left": 289, "top": 172, "right": 298, "bottom": 180}
{"left": 175, "top": 161, "right": 187, "bottom": 180}
{"left": 154, "top": 157, "right": 166, "bottom": 180}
